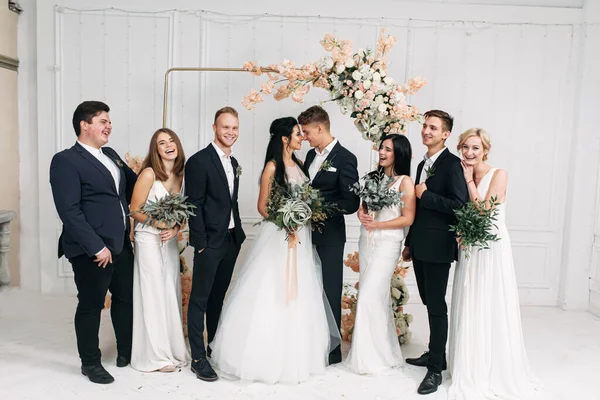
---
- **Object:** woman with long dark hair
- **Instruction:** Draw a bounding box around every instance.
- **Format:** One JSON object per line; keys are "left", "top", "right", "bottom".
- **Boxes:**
{"left": 346, "top": 133, "right": 416, "bottom": 374}
{"left": 210, "top": 117, "right": 339, "bottom": 384}
{"left": 129, "top": 128, "right": 190, "bottom": 372}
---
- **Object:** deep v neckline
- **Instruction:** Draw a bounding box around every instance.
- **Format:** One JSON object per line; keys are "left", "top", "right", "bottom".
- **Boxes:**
{"left": 475, "top": 168, "right": 495, "bottom": 189}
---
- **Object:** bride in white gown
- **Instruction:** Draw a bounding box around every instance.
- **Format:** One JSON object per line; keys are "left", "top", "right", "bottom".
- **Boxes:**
{"left": 448, "top": 128, "right": 542, "bottom": 399}
{"left": 346, "top": 133, "right": 416, "bottom": 374}
{"left": 129, "top": 128, "right": 190, "bottom": 373}
{"left": 210, "top": 117, "right": 340, "bottom": 384}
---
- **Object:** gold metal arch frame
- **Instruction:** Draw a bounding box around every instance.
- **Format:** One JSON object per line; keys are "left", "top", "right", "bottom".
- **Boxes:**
{"left": 162, "top": 67, "right": 275, "bottom": 128}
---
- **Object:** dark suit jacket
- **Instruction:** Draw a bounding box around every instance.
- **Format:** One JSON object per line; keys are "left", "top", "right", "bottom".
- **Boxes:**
{"left": 405, "top": 148, "right": 469, "bottom": 263}
{"left": 305, "top": 142, "right": 360, "bottom": 246}
{"left": 50, "top": 142, "right": 137, "bottom": 259}
{"left": 185, "top": 144, "right": 245, "bottom": 250}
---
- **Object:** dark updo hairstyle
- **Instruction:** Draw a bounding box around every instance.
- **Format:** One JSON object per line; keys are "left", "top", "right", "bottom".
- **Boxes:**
{"left": 262, "top": 117, "right": 302, "bottom": 187}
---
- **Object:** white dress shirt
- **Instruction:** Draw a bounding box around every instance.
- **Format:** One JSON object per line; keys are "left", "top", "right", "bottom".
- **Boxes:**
{"left": 77, "top": 140, "right": 126, "bottom": 255}
{"left": 211, "top": 142, "right": 235, "bottom": 229}
{"left": 419, "top": 147, "right": 446, "bottom": 184}
{"left": 308, "top": 138, "right": 338, "bottom": 183}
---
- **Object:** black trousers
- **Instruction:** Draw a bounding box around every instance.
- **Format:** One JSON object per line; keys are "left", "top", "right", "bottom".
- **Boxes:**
{"left": 412, "top": 256, "right": 451, "bottom": 373}
{"left": 188, "top": 230, "right": 240, "bottom": 360}
{"left": 315, "top": 244, "right": 345, "bottom": 358}
{"left": 69, "top": 234, "right": 133, "bottom": 367}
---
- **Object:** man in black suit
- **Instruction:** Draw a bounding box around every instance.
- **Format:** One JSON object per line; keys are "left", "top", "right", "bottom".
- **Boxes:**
{"left": 298, "top": 105, "right": 360, "bottom": 365}
{"left": 185, "top": 106, "right": 246, "bottom": 382}
{"left": 50, "top": 101, "right": 137, "bottom": 384}
{"left": 402, "top": 110, "right": 469, "bottom": 394}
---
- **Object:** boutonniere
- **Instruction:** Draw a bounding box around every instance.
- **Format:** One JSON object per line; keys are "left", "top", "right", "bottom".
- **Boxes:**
{"left": 235, "top": 165, "right": 242, "bottom": 178}
{"left": 115, "top": 159, "right": 124, "bottom": 168}
{"left": 425, "top": 165, "right": 436, "bottom": 179}
{"left": 320, "top": 160, "right": 336, "bottom": 172}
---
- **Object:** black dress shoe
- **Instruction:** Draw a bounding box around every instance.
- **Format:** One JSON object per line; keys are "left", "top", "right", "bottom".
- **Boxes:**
{"left": 406, "top": 352, "right": 447, "bottom": 370}
{"left": 406, "top": 352, "right": 430, "bottom": 367}
{"left": 81, "top": 364, "right": 115, "bottom": 384}
{"left": 116, "top": 355, "right": 130, "bottom": 368}
{"left": 191, "top": 358, "right": 218, "bottom": 382}
{"left": 417, "top": 370, "right": 442, "bottom": 395}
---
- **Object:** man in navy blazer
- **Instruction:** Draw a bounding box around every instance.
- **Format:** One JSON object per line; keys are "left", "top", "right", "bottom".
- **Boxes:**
{"left": 50, "top": 101, "right": 137, "bottom": 384}
{"left": 299, "top": 105, "right": 360, "bottom": 365}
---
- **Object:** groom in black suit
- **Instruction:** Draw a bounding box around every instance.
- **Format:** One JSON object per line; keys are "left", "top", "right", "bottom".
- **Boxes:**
{"left": 50, "top": 101, "right": 138, "bottom": 384}
{"left": 403, "top": 110, "right": 469, "bottom": 394}
{"left": 185, "top": 106, "right": 246, "bottom": 382}
{"left": 299, "top": 106, "right": 360, "bottom": 365}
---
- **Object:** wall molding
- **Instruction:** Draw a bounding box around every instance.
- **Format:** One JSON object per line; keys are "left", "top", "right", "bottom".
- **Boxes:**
{"left": 0, "top": 54, "right": 19, "bottom": 71}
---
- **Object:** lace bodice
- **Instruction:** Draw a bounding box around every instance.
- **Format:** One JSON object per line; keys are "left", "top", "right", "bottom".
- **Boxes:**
{"left": 361, "top": 175, "right": 407, "bottom": 243}
{"left": 285, "top": 164, "right": 308, "bottom": 185}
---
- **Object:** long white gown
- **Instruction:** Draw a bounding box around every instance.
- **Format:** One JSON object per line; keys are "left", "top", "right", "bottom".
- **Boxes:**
{"left": 448, "top": 168, "right": 542, "bottom": 399}
{"left": 131, "top": 169, "right": 190, "bottom": 372}
{"left": 345, "top": 175, "right": 406, "bottom": 374}
{"left": 210, "top": 164, "right": 340, "bottom": 384}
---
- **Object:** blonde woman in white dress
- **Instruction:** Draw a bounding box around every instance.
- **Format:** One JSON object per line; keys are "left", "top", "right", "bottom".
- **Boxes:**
{"left": 448, "top": 128, "right": 542, "bottom": 399}
{"left": 129, "top": 128, "right": 190, "bottom": 373}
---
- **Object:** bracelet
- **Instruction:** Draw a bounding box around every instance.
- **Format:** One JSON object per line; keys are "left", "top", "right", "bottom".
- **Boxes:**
{"left": 467, "top": 180, "right": 474, "bottom": 185}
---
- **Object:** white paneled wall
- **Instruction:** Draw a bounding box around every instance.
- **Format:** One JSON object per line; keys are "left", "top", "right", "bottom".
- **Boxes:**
{"left": 20, "top": 0, "right": 590, "bottom": 307}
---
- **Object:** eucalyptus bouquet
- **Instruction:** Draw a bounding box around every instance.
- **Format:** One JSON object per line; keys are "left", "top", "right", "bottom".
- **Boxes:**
{"left": 449, "top": 196, "right": 501, "bottom": 259}
{"left": 264, "top": 179, "right": 337, "bottom": 238}
{"left": 350, "top": 171, "right": 404, "bottom": 213}
{"left": 130, "top": 192, "right": 196, "bottom": 229}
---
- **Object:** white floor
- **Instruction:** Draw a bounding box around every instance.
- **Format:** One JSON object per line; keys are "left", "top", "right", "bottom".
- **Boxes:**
{"left": 0, "top": 288, "right": 598, "bottom": 400}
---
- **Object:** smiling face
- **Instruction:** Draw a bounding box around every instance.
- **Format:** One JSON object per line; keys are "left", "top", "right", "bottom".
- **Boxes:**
{"left": 284, "top": 125, "right": 303, "bottom": 151}
{"left": 461, "top": 135, "right": 487, "bottom": 166}
{"left": 156, "top": 131, "right": 177, "bottom": 161}
{"left": 301, "top": 122, "right": 324, "bottom": 148}
{"left": 80, "top": 111, "right": 112, "bottom": 148}
{"left": 213, "top": 112, "right": 239, "bottom": 150}
{"left": 378, "top": 138, "right": 395, "bottom": 170}
{"left": 421, "top": 116, "right": 450, "bottom": 149}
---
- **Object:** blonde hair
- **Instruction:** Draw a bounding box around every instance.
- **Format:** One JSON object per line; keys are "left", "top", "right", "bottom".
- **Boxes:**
{"left": 457, "top": 128, "right": 491, "bottom": 161}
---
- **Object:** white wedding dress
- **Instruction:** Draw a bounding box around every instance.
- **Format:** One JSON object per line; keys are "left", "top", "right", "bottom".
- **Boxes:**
{"left": 345, "top": 175, "right": 406, "bottom": 374}
{"left": 448, "top": 168, "right": 542, "bottom": 399}
{"left": 210, "top": 164, "right": 340, "bottom": 384}
{"left": 131, "top": 168, "right": 190, "bottom": 372}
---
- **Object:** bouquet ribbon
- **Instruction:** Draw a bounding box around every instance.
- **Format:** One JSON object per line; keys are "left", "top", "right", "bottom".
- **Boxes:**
{"left": 285, "top": 232, "right": 300, "bottom": 304}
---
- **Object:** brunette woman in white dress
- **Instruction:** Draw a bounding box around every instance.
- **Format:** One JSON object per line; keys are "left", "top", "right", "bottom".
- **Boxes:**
{"left": 346, "top": 133, "right": 416, "bottom": 374}
{"left": 129, "top": 128, "right": 190, "bottom": 373}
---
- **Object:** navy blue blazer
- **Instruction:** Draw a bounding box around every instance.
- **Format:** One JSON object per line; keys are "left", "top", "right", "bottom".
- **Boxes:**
{"left": 50, "top": 142, "right": 137, "bottom": 259}
{"left": 404, "top": 148, "right": 469, "bottom": 263}
{"left": 304, "top": 142, "right": 360, "bottom": 246}
{"left": 184, "top": 144, "right": 246, "bottom": 250}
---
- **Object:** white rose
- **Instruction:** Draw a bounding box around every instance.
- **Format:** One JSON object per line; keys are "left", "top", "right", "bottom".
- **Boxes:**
{"left": 363, "top": 80, "right": 372, "bottom": 90}
{"left": 352, "top": 70, "right": 362, "bottom": 81}
{"left": 378, "top": 103, "right": 387, "bottom": 113}
{"left": 384, "top": 76, "right": 394, "bottom": 85}
{"left": 372, "top": 72, "right": 381, "bottom": 82}
{"left": 354, "top": 90, "right": 365, "bottom": 99}
{"left": 345, "top": 58, "right": 355, "bottom": 68}
{"left": 324, "top": 57, "right": 334, "bottom": 70}
{"left": 380, "top": 69, "right": 387, "bottom": 77}
{"left": 335, "top": 63, "right": 345, "bottom": 74}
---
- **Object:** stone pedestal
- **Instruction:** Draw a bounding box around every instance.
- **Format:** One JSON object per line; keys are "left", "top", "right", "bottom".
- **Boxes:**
{"left": 0, "top": 210, "right": 17, "bottom": 290}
